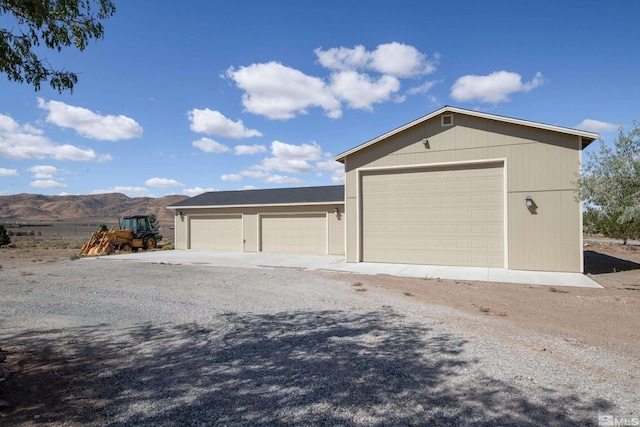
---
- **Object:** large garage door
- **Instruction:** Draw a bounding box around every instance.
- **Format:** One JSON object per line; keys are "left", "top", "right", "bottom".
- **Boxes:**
{"left": 261, "top": 214, "right": 326, "bottom": 254}
{"left": 189, "top": 215, "right": 243, "bottom": 250}
{"left": 361, "top": 163, "right": 503, "bottom": 267}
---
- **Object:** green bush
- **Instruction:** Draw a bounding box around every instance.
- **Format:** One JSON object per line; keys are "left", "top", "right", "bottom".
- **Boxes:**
{"left": 583, "top": 207, "right": 640, "bottom": 244}
{"left": 0, "top": 224, "right": 10, "bottom": 246}
{"left": 162, "top": 244, "right": 174, "bottom": 251}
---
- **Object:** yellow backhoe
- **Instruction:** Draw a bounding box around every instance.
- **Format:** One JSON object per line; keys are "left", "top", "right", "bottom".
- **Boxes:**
{"left": 79, "top": 215, "right": 158, "bottom": 256}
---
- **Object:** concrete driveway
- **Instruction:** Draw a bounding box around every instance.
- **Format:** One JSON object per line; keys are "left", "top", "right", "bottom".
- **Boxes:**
{"left": 88, "top": 249, "right": 602, "bottom": 288}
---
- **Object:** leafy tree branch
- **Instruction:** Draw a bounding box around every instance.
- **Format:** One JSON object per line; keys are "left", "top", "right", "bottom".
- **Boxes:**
{"left": 578, "top": 121, "right": 640, "bottom": 243}
{"left": 0, "top": 0, "right": 116, "bottom": 93}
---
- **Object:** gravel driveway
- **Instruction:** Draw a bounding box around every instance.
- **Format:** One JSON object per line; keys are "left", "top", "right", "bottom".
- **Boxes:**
{"left": 1, "top": 258, "right": 637, "bottom": 426}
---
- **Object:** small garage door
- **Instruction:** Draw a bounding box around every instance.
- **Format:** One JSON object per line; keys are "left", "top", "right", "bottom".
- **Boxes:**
{"left": 261, "top": 214, "right": 326, "bottom": 254}
{"left": 189, "top": 215, "right": 243, "bottom": 250}
{"left": 361, "top": 163, "right": 504, "bottom": 267}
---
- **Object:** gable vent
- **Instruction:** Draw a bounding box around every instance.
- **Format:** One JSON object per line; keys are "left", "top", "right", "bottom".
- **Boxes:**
{"left": 441, "top": 114, "right": 453, "bottom": 127}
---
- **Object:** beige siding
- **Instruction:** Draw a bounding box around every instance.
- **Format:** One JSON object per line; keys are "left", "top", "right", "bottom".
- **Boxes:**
{"left": 173, "top": 204, "right": 344, "bottom": 255}
{"left": 328, "top": 208, "right": 345, "bottom": 255}
{"left": 345, "top": 197, "right": 358, "bottom": 262}
{"left": 261, "top": 214, "right": 326, "bottom": 254}
{"left": 360, "top": 164, "right": 503, "bottom": 267}
{"left": 243, "top": 213, "right": 258, "bottom": 252}
{"left": 174, "top": 214, "right": 188, "bottom": 250}
{"left": 189, "top": 215, "right": 243, "bottom": 250}
{"left": 344, "top": 112, "right": 583, "bottom": 272}
{"left": 507, "top": 190, "right": 581, "bottom": 272}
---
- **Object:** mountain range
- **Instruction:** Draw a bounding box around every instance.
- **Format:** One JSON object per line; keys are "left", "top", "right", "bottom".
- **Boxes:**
{"left": 0, "top": 193, "right": 189, "bottom": 224}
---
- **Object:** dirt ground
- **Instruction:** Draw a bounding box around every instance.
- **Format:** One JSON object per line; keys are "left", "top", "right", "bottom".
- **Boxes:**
{"left": 320, "top": 242, "right": 640, "bottom": 357}
{"left": 1, "top": 238, "right": 639, "bottom": 423}
{"left": 1, "top": 238, "right": 638, "bottom": 357}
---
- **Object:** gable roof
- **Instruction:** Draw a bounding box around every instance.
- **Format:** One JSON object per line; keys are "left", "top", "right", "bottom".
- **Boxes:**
{"left": 334, "top": 106, "right": 599, "bottom": 162}
{"left": 168, "top": 185, "right": 344, "bottom": 209}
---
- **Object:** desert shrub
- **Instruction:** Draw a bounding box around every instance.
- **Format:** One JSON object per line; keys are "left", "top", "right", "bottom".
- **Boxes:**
{"left": 162, "top": 244, "right": 174, "bottom": 250}
{"left": 0, "top": 224, "right": 10, "bottom": 246}
{"left": 584, "top": 207, "right": 640, "bottom": 244}
{"left": 583, "top": 207, "right": 603, "bottom": 235}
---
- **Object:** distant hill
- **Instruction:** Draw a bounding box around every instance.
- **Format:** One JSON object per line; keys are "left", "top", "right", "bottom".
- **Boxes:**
{"left": 0, "top": 193, "right": 189, "bottom": 224}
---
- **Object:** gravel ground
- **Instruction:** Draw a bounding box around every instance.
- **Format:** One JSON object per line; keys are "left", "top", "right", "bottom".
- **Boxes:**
{"left": 1, "top": 257, "right": 638, "bottom": 426}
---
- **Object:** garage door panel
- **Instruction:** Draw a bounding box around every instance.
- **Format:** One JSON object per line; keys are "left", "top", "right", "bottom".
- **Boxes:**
{"left": 361, "top": 164, "right": 504, "bottom": 268}
{"left": 261, "top": 214, "right": 326, "bottom": 254}
{"left": 190, "top": 215, "right": 242, "bottom": 251}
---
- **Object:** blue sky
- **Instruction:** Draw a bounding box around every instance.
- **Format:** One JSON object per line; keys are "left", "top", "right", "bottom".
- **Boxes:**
{"left": 0, "top": 0, "right": 637, "bottom": 197}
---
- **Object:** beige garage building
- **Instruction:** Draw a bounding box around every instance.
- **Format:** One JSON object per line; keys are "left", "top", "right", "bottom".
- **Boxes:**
{"left": 335, "top": 106, "right": 598, "bottom": 273}
{"left": 169, "top": 185, "right": 345, "bottom": 255}
{"left": 169, "top": 106, "right": 597, "bottom": 273}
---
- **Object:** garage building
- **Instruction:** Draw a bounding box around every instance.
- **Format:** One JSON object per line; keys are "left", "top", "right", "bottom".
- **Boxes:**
{"left": 170, "top": 185, "right": 344, "bottom": 255}
{"left": 169, "top": 106, "right": 598, "bottom": 273}
{"left": 335, "top": 106, "right": 597, "bottom": 273}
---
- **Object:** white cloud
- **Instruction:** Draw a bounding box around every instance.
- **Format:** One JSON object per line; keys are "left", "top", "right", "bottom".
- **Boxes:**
{"left": 145, "top": 177, "right": 185, "bottom": 188}
{"left": 92, "top": 186, "right": 154, "bottom": 197}
{"left": 241, "top": 185, "right": 257, "bottom": 190}
{"left": 221, "top": 174, "right": 242, "bottom": 182}
{"left": 234, "top": 144, "right": 267, "bottom": 155}
{"left": 0, "top": 113, "right": 111, "bottom": 162}
{"left": 316, "top": 159, "right": 345, "bottom": 184}
{"left": 330, "top": 71, "right": 400, "bottom": 110}
{"left": 263, "top": 174, "right": 303, "bottom": 184}
{"left": 0, "top": 167, "right": 18, "bottom": 176}
{"left": 271, "top": 140, "right": 322, "bottom": 161}
{"left": 406, "top": 80, "right": 437, "bottom": 95}
{"left": 227, "top": 44, "right": 438, "bottom": 120}
{"left": 188, "top": 108, "right": 262, "bottom": 139}
{"left": 371, "top": 43, "right": 437, "bottom": 77}
{"left": 226, "top": 62, "right": 342, "bottom": 120}
{"left": 237, "top": 140, "right": 335, "bottom": 184}
{"left": 450, "top": 71, "right": 544, "bottom": 103}
{"left": 183, "top": 186, "right": 216, "bottom": 197}
{"left": 260, "top": 157, "right": 315, "bottom": 174}
{"left": 192, "top": 137, "right": 231, "bottom": 153}
{"left": 37, "top": 98, "right": 142, "bottom": 141}
{"left": 247, "top": 140, "right": 323, "bottom": 175}
{"left": 575, "top": 119, "right": 619, "bottom": 134}
{"left": 239, "top": 169, "right": 303, "bottom": 185}
{"left": 315, "top": 42, "right": 437, "bottom": 78}
{"left": 28, "top": 165, "right": 58, "bottom": 179}
{"left": 30, "top": 179, "right": 67, "bottom": 189}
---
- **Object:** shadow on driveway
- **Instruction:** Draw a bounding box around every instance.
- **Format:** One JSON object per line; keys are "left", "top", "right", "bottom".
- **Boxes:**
{"left": 2, "top": 310, "right": 610, "bottom": 426}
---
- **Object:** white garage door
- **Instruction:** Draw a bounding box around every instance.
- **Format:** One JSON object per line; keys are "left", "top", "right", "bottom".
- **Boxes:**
{"left": 261, "top": 214, "right": 326, "bottom": 254}
{"left": 361, "top": 163, "right": 504, "bottom": 267}
{"left": 189, "top": 215, "right": 243, "bottom": 251}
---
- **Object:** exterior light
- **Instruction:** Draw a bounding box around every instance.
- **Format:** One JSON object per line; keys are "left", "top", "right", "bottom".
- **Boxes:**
{"left": 177, "top": 211, "right": 183, "bottom": 219}
{"left": 422, "top": 138, "right": 430, "bottom": 148}
{"left": 525, "top": 196, "right": 533, "bottom": 208}
{"left": 334, "top": 207, "right": 339, "bottom": 216}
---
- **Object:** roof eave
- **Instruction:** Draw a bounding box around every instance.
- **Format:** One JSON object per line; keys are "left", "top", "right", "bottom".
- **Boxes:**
{"left": 167, "top": 200, "right": 345, "bottom": 210}
{"left": 334, "top": 106, "right": 600, "bottom": 161}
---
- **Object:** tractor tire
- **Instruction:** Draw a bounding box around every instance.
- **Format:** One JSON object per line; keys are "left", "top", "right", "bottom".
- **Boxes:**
{"left": 143, "top": 236, "right": 156, "bottom": 250}
{"left": 119, "top": 242, "right": 133, "bottom": 253}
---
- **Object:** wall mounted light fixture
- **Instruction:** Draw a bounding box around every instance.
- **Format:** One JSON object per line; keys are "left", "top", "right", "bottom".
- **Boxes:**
{"left": 422, "top": 138, "right": 430, "bottom": 148}
{"left": 333, "top": 207, "right": 339, "bottom": 216}
{"left": 525, "top": 196, "right": 533, "bottom": 208}
{"left": 177, "top": 211, "right": 183, "bottom": 219}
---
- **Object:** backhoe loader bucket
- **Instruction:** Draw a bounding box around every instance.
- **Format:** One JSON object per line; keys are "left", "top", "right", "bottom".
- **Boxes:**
{"left": 79, "top": 230, "right": 116, "bottom": 256}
